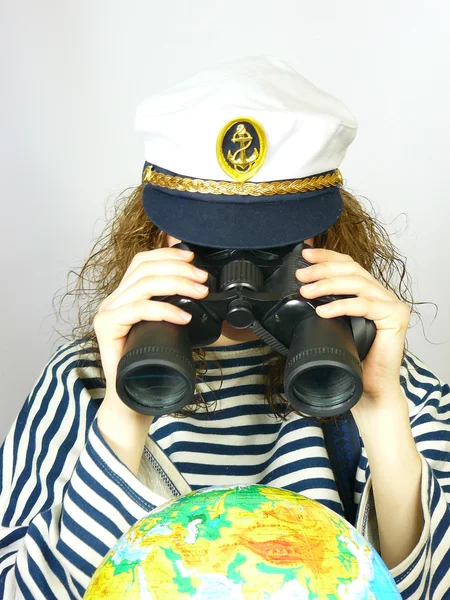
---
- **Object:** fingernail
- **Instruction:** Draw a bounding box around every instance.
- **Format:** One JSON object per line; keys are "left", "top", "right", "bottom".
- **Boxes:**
{"left": 301, "top": 283, "right": 316, "bottom": 293}
{"left": 195, "top": 283, "right": 208, "bottom": 292}
{"left": 296, "top": 267, "right": 311, "bottom": 277}
{"left": 179, "top": 311, "right": 192, "bottom": 322}
{"left": 195, "top": 268, "right": 208, "bottom": 279}
{"left": 317, "top": 304, "right": 331, "bottom": 313}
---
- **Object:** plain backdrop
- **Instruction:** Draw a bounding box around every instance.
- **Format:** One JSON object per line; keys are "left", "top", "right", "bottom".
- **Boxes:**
{"left": 1, "top": 0, "right": 449, "bottom": 443}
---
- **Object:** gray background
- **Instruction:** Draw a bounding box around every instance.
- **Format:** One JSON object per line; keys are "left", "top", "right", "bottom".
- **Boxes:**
{"left": 1, "top": 0, "right": 449, "bottom": 443}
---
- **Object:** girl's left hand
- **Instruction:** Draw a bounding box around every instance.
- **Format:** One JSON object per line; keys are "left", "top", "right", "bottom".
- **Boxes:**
{"left": 296, "top": 247, "right": 411, "bottom": 411}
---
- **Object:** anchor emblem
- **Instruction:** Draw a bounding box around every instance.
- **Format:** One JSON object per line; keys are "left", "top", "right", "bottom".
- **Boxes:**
{"left": 227, "top": 124, "right": 259, "bottom": 172}
{"left": 216, "top": 117, "right": 267, "bottom": 182}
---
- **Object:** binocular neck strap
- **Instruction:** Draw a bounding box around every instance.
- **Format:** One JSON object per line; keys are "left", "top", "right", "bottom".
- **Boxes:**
{"left": 248, "top": 320, "right": 289, "bottom": 356}
{"left": 322, "top": 412, "right": 362, "bottom": 526}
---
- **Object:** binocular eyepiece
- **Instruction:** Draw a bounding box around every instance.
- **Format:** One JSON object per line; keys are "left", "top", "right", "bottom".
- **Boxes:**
{"left": 116, "top": 242, "right": 376, "bottom": 418}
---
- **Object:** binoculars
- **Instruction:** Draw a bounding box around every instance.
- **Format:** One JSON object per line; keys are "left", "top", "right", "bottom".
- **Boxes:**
{"left": 116, "top": 241, "right": 376, "bottom": 418}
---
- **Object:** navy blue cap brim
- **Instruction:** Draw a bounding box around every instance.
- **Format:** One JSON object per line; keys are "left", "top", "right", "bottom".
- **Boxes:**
{"left": 142, "top": 167, "right": 343, "bottom": 249}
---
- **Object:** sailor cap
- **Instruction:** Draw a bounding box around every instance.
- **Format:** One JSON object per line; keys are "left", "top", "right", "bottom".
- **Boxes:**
{"left": 135, "top": 56, "right": 357, "bottom": 249}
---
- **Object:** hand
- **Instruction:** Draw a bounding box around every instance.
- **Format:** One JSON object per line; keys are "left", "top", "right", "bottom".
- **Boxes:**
{"left": 296, "top": 247, "right": 411, "bottom": 414}
{"left": 94, "top": 247, "right": 209, "bottom": 400}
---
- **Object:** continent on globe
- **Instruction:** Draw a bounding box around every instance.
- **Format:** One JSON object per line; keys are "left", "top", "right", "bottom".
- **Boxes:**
{"left": 84, "top": 484, "right": 401, "bottom": 599}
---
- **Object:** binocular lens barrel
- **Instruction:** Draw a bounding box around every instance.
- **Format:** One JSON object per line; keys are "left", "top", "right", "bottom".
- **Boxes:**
{"left": 284, "top": 315, "right": 363, "bottom": 417}
{"left": 124, "top": 364, "right": 186, "bottom": 405}
{"left": 116, "top": 321, "right": 196, "bottom": 416}
{"left": 291, "top": 366, "right": 355, "bottom": 407}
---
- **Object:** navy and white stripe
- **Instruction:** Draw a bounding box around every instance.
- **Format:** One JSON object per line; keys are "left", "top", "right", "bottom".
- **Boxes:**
{"left": 0, "top": 338, "right": 449, "bottom": 599}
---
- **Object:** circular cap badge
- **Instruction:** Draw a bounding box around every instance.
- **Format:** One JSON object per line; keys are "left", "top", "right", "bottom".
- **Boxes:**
{"left": 216, "top": 117, "right": 267, "bottom": 182}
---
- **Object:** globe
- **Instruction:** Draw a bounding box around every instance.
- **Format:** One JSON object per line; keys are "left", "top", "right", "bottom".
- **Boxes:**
{"left": 84, "top": 485, "right": 401, "bottom": 599}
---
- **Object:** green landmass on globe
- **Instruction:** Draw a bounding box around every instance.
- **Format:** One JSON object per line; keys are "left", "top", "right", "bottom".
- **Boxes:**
{"left": 84, "top": 484, "right": 401, "bottom": 599}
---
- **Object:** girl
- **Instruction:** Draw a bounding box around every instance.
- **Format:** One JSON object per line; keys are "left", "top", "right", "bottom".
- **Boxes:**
{"left": 1, "top": 57, "right": 449, "bottom": 599}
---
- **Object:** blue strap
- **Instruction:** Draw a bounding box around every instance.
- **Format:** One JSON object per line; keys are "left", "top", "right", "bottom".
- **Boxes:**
{"left": 322, "top": 411, "right": 361, "bottom": 525}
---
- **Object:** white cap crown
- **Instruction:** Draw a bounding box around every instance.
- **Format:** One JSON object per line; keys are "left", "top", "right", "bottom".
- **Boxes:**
{"left": 135, "top": 56, "right": 357, "bottom": 182}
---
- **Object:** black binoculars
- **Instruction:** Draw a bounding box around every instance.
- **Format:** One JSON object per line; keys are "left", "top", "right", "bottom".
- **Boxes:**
{"left": 116, "top": 241, "right": 376, "bottom": 418}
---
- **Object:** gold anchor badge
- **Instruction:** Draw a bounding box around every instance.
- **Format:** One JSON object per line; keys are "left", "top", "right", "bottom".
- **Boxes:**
{"left": 228, "top": 124, "right": 258, "bottom": 170}
{"left": 216, "top": 117, "right": 267, "bottom": 182}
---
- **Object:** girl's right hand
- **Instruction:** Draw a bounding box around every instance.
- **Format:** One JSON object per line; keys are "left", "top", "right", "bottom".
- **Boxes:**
{"left": 93, "top": 247, "right": 209, "bottom": 398}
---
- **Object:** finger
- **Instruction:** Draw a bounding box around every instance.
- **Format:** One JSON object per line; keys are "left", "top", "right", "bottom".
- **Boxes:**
{"left": 123, "top": 247, "right": 195, "bottom": 279}
{"left": 299, "top": 274, "right": 392, "bottom": 302}
{"left": 111, "top": 259, "right": 208, "bottom": 301}
{"left": 314, "top": 296, "right": 411, "bottom": 331}
{"left": 94, "top": 299, "right": 193, "bottom": 343}
{"left": 103, "top": 275, "right": 209, "bottom": 311}
{"left": 296, "top": 260, "right": 375, "bottom": 285}
{"left": 302, "top": 247, "right": 355, "bottom": 263}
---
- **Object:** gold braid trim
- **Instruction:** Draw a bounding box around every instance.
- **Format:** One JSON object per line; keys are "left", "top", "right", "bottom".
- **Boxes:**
{"left": 142, "top": 166, "right": 343, "bottom": 197}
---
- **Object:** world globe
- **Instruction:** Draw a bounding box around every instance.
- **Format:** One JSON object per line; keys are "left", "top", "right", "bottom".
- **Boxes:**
{"left": 84, "top": 484, "right": 401, "bottom": 599}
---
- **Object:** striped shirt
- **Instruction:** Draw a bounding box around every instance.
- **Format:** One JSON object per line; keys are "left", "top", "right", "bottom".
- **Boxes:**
{"left": 0, "top": 338, "right": 449, "bottom": 599}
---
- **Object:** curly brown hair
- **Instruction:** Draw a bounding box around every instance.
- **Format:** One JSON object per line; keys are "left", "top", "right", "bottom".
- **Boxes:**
{"left": 54, "top": 183, "right": 426, "bottom": 418}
